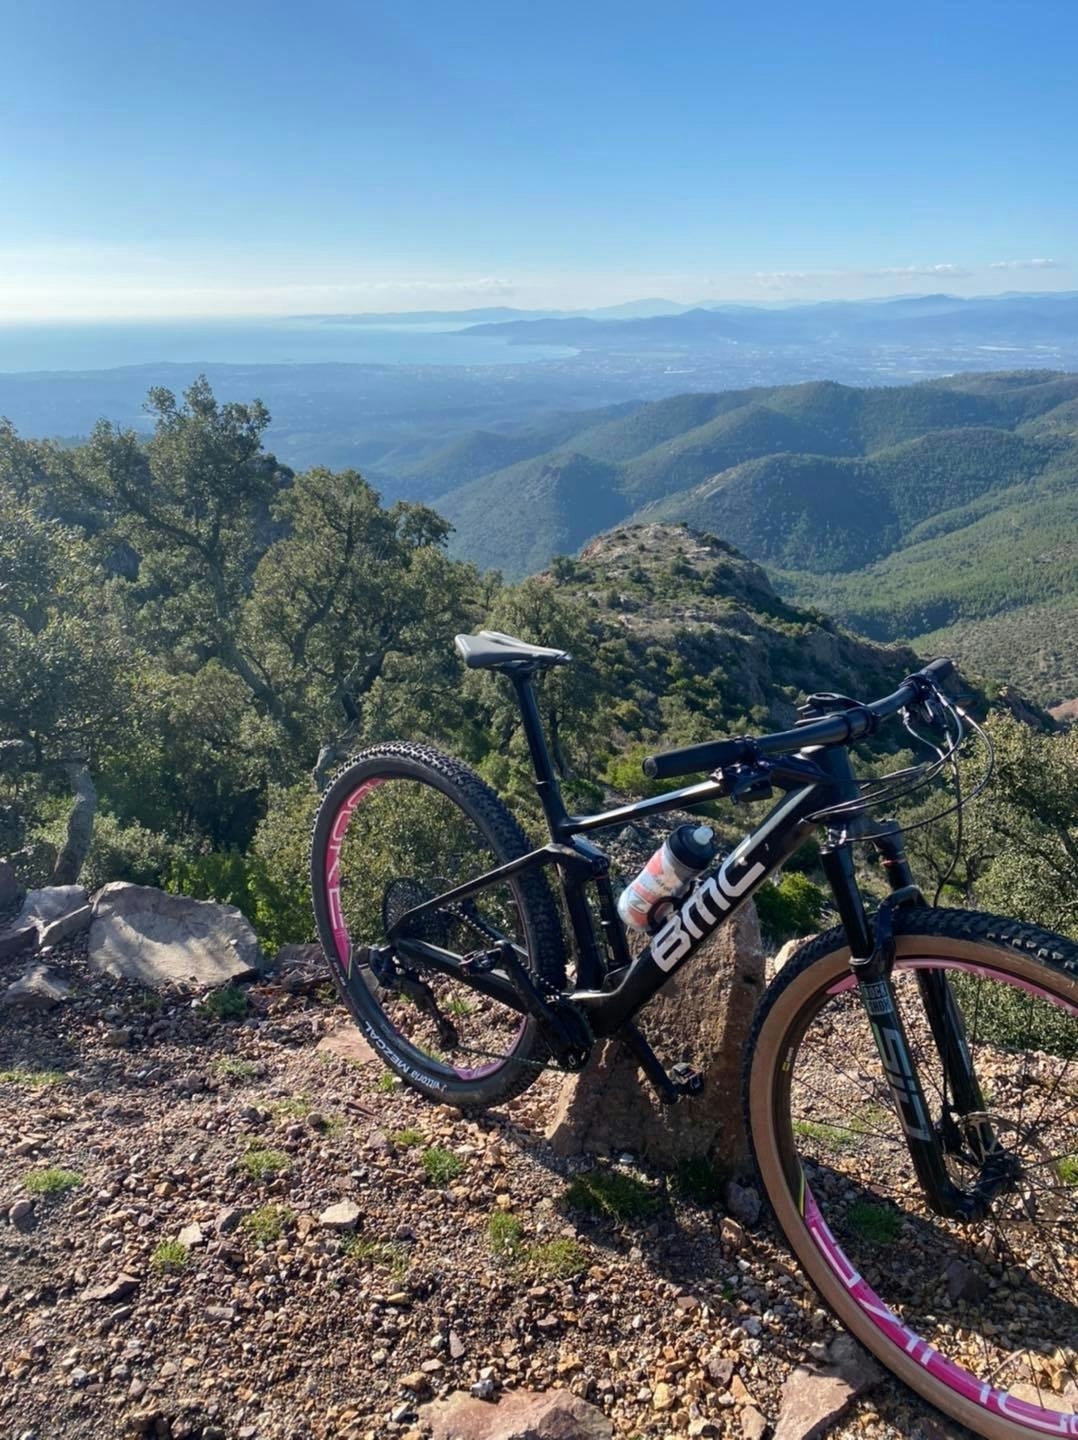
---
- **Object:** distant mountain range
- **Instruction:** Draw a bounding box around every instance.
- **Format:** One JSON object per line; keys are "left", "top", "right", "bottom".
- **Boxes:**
{"left": 386, "top": 369, "right": 1078, "bottom": 706}
{"left": 462, "top": 291, "right": 1078, "bottom": 348}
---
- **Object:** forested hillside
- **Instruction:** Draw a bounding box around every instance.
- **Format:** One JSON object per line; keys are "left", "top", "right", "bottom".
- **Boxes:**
{"left": 397, "top": 370, "right": 1078, "bottom": 704}
{"left": 1, "top": 380, "right": 931, "bottom": 944}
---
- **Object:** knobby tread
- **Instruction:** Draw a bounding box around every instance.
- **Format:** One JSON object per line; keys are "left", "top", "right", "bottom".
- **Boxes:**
{"left": 310, "top": 741, "right": 568, "bottom": 1108}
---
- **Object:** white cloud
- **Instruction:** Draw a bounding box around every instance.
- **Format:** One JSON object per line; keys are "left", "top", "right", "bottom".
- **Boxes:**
{"left": 988, "top": 258, "right": 1061, "bottom": 271}
{"left": 751, "top": 262, "right": 969, "bottom": 288}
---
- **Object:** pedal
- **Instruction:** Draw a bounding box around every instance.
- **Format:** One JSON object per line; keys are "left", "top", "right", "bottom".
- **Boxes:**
{"left": 670, "top": 1063, "right": 705, "bottom": 1097}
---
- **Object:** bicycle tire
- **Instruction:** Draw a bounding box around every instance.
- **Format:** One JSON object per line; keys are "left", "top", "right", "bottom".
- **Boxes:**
{"left": 311, "top": 741, "right": 568, "bottom": 1109}
{"left": 747, "top": 908, "right": 1078, "bottom": 1439}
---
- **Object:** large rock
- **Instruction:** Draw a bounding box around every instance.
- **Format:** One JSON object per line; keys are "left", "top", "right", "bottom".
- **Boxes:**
{"left": 0, "top": 962, "right": 70, "bottom": 1011}
{"left": 88, "top": 883, "right": 262, "bottom": 989}
{"left": 420, "top": 1388, "right": 612, "bottom": 1440}
{"left": 15, "top": 885, "right": 89, "bottom": 929}
{"left": 546, "top": 893, "right": 765, "bottom": 1170}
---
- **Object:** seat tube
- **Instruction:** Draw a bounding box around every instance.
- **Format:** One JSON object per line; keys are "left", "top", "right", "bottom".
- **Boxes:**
{"left": 512, "top": 675, "right": 570, "bottom": 838}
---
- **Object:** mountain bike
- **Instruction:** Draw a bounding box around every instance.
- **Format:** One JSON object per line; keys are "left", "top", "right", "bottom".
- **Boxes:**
{"left": 311, "top": 630, "right": 1078, "bottom": 1438}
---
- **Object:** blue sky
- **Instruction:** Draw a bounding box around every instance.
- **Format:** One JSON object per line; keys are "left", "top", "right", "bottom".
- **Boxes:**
{"left": 2, "top": 0, "right": 1075, "bottom": 318}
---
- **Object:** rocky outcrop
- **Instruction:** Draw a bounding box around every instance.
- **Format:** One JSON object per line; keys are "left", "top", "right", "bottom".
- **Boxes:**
{"left": 546, "top": 822, "right": 765, "bottom": 1169}
{"left": 88, "top": 883, "right": 262, "bottom": 989}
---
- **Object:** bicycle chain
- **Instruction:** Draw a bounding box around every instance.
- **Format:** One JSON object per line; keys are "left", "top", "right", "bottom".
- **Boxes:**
{"left": 443, "top": 1000, "right": 595, "bottom": 1072}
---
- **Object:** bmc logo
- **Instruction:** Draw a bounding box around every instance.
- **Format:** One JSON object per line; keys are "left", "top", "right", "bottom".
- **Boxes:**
{"left": 651, "top": 856, "right": 767, "bottom": 971}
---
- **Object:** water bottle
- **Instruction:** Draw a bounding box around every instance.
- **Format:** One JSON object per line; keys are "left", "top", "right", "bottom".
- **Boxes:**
{"left": 617, "top": 823, "right": 719, "bottom": 932}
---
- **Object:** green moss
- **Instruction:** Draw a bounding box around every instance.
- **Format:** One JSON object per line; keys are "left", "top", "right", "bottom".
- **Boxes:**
{"left": 847, "top": 1200, "right": 901, "bottom": 1245}
{"left": 212, "top": 1057, "right": 258, "bottom": 1079}
{"left": 1057, "top": 1155, "right": 1078, "bottom": 1186}
{"left": 200, "top": 984, "right": 248, "bottom": 1022}
{"left": 391, "top": 1127, "right": 425, "bottom": 1148}
{"left": 0, "top": 1067, "right": 66, "bottom": 1088}
{"left": 792, "top": 1119, "right": 859, "bottom": 1151}
{"left": 341, "top": 1237, "right": 407, "bottom": 1277}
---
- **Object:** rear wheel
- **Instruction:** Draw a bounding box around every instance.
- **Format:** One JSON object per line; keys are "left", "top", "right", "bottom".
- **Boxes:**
{"left": 310, "top": 742, "right": 567, "bottom": 1109}
{"left": 748, "top": 909, "right": 1078, "bottom": 1439}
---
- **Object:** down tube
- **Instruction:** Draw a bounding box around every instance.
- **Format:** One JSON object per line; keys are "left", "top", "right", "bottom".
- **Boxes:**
{"left": 576, "top": 785, "right": 822, "bottom": 1036}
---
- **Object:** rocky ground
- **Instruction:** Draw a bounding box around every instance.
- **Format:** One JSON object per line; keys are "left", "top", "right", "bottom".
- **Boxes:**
{"left": 0, "top": 928, "right": 973, "bottom": 1440}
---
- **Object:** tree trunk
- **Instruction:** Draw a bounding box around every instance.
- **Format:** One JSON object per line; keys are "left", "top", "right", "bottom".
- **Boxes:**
{"left": 51, "top": 762, "right": 97, "bottom": 886}
{"left": 545, "top": 822, "right": 766, "bottom": 1173}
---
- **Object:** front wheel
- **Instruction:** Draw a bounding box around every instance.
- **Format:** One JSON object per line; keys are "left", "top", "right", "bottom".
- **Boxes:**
{"left": 747, "top": 908, "right": 1078, "bottom": 1439}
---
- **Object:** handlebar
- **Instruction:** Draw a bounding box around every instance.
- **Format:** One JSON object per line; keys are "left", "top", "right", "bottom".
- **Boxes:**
{"left": 642, "top": 657, "right": 956, "bottom": 782}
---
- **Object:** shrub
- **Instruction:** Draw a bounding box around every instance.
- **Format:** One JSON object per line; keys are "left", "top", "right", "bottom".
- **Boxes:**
{"left": 755, "top": 872, "right": 827, "bottom": 941}
{"left": 31, "top": 805, "right": 175, "bottom": 891}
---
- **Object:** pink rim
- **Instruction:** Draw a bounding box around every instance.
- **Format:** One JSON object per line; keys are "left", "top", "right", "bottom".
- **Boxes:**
{"left": 323, "top": 778, "right": 524, "bottom": 1081}
{"left": 803, "top": 957, "right": 1077, "bottom": 1433}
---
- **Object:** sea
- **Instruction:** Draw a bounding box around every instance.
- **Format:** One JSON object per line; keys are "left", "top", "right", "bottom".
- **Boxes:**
{"left": 0, "top": 318, "right": 574, "bottom": 373}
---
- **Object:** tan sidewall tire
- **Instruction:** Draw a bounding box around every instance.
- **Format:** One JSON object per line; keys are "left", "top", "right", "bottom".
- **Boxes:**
{"left": 749, "top": 930, "right": 1078, "bottom": 1440}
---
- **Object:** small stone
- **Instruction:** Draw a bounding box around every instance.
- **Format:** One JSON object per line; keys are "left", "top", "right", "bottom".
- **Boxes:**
{"left": 741, "top": 1405, "right": 768, "bottom": 1440}
{"left": 721, "top": 1217, "right": 746, "bottom": 1250}
{"left": 706, "top": 1355, "right": 734, "bottom": 1388}
{"left": 725, "top": 1180, "right": 761, "bottom": 1227}
{"left": 105, "top": 1027, "right": 131, "bottom": 1048}
{"left": 318, "top": 1199, "right": 361, "bottom": 1231}
{"left": 215, "top": 1206, "right": 242, "bottom": 1235}
{"left": 176, "top": 1222, "right": 204, "bottom": 1248}
{"left": 401, "top": 1371, "right": 432, "bottom": 1396}
{"left": 448, "top": 1330, "right": 466, "bottom": 1360}
{"left": 469, "top": 1376, "right": 497, "bottom": 1401}
{"left": 9, "top": 1199, "right": 34, "bottom": 1224}
{"left": 652, "top": 1380, "right": 675, "bottom": 1411}
{"left": 83, "top": 1273, "right": 139, "bottom": 1304}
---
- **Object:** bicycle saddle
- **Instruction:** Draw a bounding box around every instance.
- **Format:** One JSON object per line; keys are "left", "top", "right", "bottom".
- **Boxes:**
{"left": 454, "top": 630, "right": 571, "bottom": 674}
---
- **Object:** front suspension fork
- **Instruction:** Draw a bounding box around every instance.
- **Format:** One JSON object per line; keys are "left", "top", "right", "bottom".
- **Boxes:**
{"left": 823, "top": 832, "right": 997, "bottom": 1220}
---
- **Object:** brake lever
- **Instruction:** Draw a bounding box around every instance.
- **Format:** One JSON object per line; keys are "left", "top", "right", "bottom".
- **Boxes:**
{"left": 714, "top": 755, "right": 828, "bottom": 804}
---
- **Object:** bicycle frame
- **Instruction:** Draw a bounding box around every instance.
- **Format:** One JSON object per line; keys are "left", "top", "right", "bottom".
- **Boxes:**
{"left": 390, "top": 671, "right": 1000, "bottom": 1221}
{"left": 393, "top": 672, "right": 852, "bottom": 1036}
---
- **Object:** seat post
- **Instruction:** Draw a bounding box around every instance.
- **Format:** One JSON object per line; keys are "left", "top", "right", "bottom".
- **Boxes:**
{"left": 512, "top": 673, "right": 570, "bottom": 839}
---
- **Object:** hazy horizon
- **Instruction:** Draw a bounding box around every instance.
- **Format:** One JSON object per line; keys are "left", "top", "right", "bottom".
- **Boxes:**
{"left": 4, "top": 0, "right": 1075, "bottom": 324}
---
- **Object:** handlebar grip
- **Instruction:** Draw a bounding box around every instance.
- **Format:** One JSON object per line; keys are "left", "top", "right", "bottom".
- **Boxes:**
{"left": 919, "top": 656, "right": 956, "bottom": 689}
{"left": 642, "top": 736, "right": 753, "bottom": 781}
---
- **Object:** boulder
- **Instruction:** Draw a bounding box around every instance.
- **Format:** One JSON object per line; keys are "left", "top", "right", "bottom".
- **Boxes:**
{"left": 0, "top": 925, "right": 37, "bottom": 962}
{"left": 88, "top": 883, "right": 262, "bottom": 989}
{"left": 38, "top": 904, "right": 93, "bottom": 949}
{"left": 772, "top": 1343, "right": 882, "bottom": 1440}
{"left": 0, "top": 962, "right": 70, "bottom": 1011}
{"left": 15, "top": 885, "right": 89, "bottom": 929}
{"left": 420, "top": 1388, "right": 613, "bottom": 1440}
{"left": 546, "top": 896, "right": 765, "bottom": 1170}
